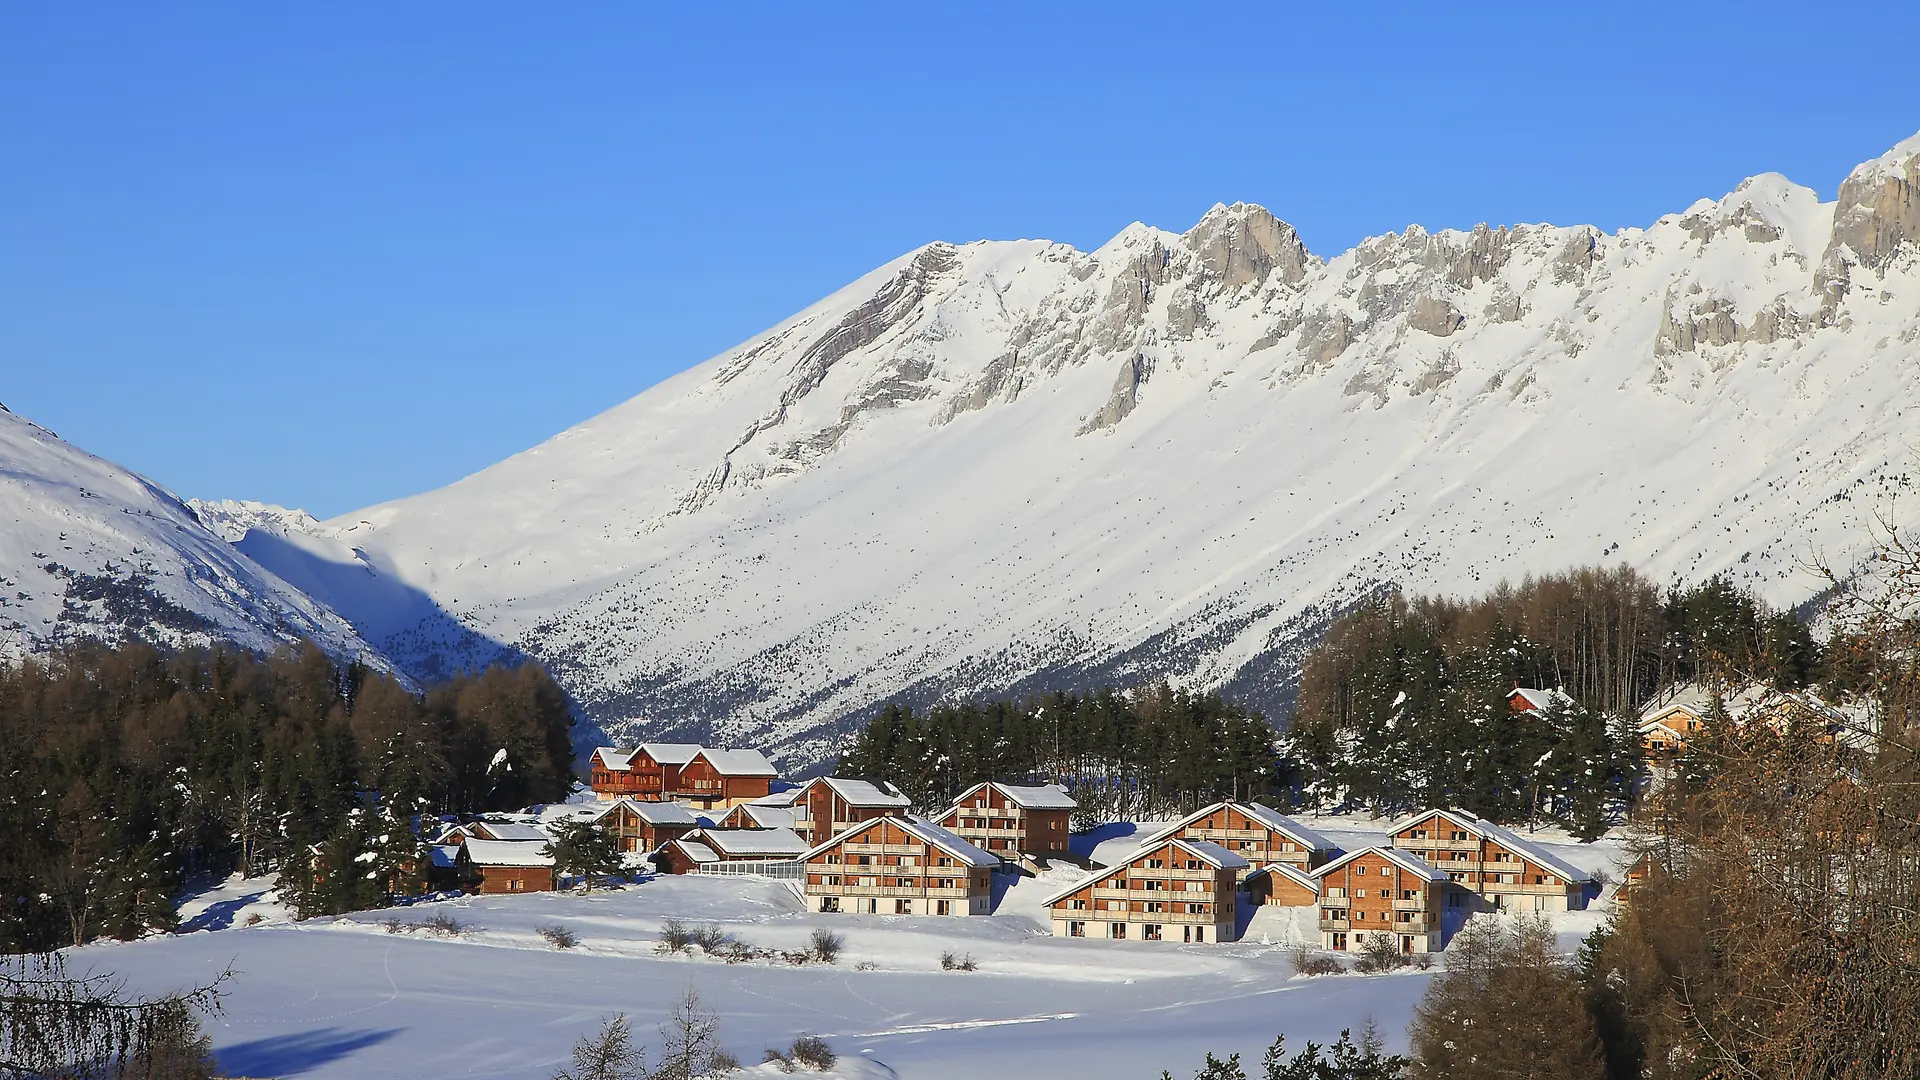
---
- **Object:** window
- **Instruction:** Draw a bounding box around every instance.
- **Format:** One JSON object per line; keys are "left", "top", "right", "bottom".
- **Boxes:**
{"left": 1145, "top": 902, "right": 1165, "bottom": 913}
{"left": 1142, "top": 880, "right": 1165, "bottom": 891}
{"left": 1187, "top": 903, "right": 1208, "bottom": 914}
{"left": 937, "top": 900, "right": 951, "bottom": 915}
{"left": 1355, "top": 865, "right": 1367, "bottom": 875}
{"left": 1450, "top": 830, "right": 1469, "bottom": 841}
{"left": 1186, "top": 859, "right": 1203, "bottom": 870}
{"left": 895, "top": 899, "right": 912, "bottom": 915}
{"left": 1109, "top": 923, "right": 1127, "bottom": 939}
{"left": 1070, "top": 898, "right": 1089, "bottom": 910}
{"left": 1143, "top": 924, "right": 1163, "bottom": 941}
{"left": 1322, "top": 908, "right": 1347, "bottom": 920}
{"left": 1332, "top": 932, "right": 1347, "bottom": 951}
{"left": 1446, "top": 892, "right": 1464, "bottom": 908}
{"left": 821, "top": 896, "right": 840, "bottom": 913}
{"left": 1325, "top": 886, "right": 1346, "bottom": 899}
{"left": 1147, "top": 858, "right": 1165, "bottom": 869}
{"left": 1068, "top": 921, "right": 1086, "bottom": 937}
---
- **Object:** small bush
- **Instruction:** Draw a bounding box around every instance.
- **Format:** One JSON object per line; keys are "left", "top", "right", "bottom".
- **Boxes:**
{"left": 790, "top": 1035, "right": 836, "bottom": 1070}
{"left": 854, "top": 960, "right": 877, "bottom": 971}
{"left": 717, "top": 939, "right": 759, "bottom": 964}
{"left": 382, "top": 916, "right": 409, "bottom": 935}
{"left": 421, "top": 914, "right": 468, "bottom": 938}
{"left": 763, "top": 1048, "right": 795, "bottom": 1072}
{"left": 243, "top": 912, "right": 264, "bottom": 927}
{"left": 780, "top": 950, "right": 812, "bottom": 966}
{"left": 540, "top": 923, "right": 579, "bottom": 949}
{"left": 1353, "top": 934, "right": 1408, "bottom": 973}
{"left": 1286, "top": 943, "right": 1343, "bottom": 976}
{"left": 808, "top": 928, "right": 844, "bottom": 964}
{"left": 658, "top": 918, "right": 694, "bottom": 954}
{"left": 711, "top": 1048, "right": 741, "bottom": 1073}
{"left": 939, "top": 950, "right": 978, "bottom": 972}
{"left": 689, "top": 923, "right": 734, "bottom": 953}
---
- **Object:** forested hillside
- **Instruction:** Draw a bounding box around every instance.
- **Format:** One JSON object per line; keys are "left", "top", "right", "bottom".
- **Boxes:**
{"left": 0, "top": 643, "right": 574, "bottom": 951}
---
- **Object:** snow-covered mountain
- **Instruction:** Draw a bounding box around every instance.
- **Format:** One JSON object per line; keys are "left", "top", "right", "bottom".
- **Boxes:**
{"left": 0, "top": 406, "right": 384, "bottom": 667}
{"left": 219, "top": 133, "right": 1920, "bottom": 766}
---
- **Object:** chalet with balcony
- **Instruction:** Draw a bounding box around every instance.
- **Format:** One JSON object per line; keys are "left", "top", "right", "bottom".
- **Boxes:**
{"left": 1135, "top": 801, "right": 1335, "bottom": 885}
{"left": 934, "top": 782, "right": 1076, "bottom": 859}
{"left": 591, "top": 797, "right": 700, "bottom": 853}
{"left": 589, "top": 743, "right": 703, "bottom": 801}
{"left": 678, "top": 748, "right": 780, "bottom": 809}
{"left": 791, "top": 777, "right": 912, "bottom": 844}
{"left": 1388, "top": 808, "right": 1593, "bottom": 912}
{"left": 457, "top": 838, "right": 556, "bottom": 894}
{"left": 1638, "top": 698, "right": 1709, "bottom": 758}
{"left": 1310, "top": 846, "right": 1448, "bottom": 953}
{"left": 801, "top": 817, "right": 997, "bottom": 916}
{"left": 1245, "top": 861, "right": 1320, "bottom": 907}
{"left": 1040, "top": 837, "right": 1246, "bottom": 943}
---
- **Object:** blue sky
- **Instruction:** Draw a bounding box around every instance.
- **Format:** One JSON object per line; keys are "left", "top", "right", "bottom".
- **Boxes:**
{"left": 5, "top": 4, "right": 1918, "bottom": 518}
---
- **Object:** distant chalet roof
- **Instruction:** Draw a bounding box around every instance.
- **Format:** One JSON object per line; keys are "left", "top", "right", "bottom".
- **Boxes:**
{"left": 667, "top": 839, "right": 720, "bottom": 865}
{"left": 637, "top": 742, "right": 704, "bottom": 767}
{"left": 473, "top": 821, "right": 550, "bottom": 843}
{"left": 592, "top": 747, "right": 635, "bottom": 771}
{"left": 1508, "top": 687, "right": 1574, "bottom": 712}
{"left": 1312, "top": 845, "right": 1447, "bottom": 882}
{"left": 731, "top": 804, "right": 797, "bottom": 829}
{"left": 429, "top": 844, "right": 461, "bottom": 870}
{"left": 803, "top": 815, "right": 998, "bottom": 868}
{"left": 592, "top": 798, "right": 699, "bottom": 826}
{"left": 946, "top": 781, "right": 1077, "bottom": 811}
{"left": 462, "top": 838, "right": 555, "bottom": 868}
{"left": 813, "top": 777, "right": 911, "bottom": 807}
{"left": 1138, "top": 800, "right": 1334, "bottom": 854}
{"left": 692, "top": 748, "right": 779, "bottom": 777}
{"left": 694, "top": 828, "right": 809, "bottom": 858}
{"left": 1249, "top": 861, "right": 1319, "bottom": 893}
{"left": 1037, "top": 836, "right": 1247, "bottom": 906}
{"left": 1388, "top": 808, "right": 1593, "bottom": 884}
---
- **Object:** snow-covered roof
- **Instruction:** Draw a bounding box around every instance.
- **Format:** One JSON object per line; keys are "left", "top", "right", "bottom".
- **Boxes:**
{"left": 1311, "top": 846, "right": 1446, "bottom": 883}
{"left": 946, "top": 781, "right": 1077, "bottom": 811}
{"left": 1508, "top": 686, "right": 1573, "bottom": 712}
{"left": 592, "top": 747, "right": 635, "bottom": 771}
{"left": 695, "top": 828, "right": 809, "bottom": 858}
{"left": 1137, "top": 800, "right": 1333, "bottom": 853}
{"left": 591, "top": 798, "right": 699, "bottom": 826}
{"left": 462, "top": 838, "right": 554, "bottom": 868}
{"left": 638, "top": 742, "right": 704, "bottom": 767}
{"left": 802, "top": 816, "right": 997, "bottom": 868}
{"left": 692, "top": 748, "right": 779, "bottom": 777}
{"left": 1037, "top": 836, "right": 1247, "bottom": 906}
{"left": 473, "top": 821, "right": 550, "bottom": 843}
{"left": 429, "top": 844, "right": 461, "bottom": 869}
{"left": 1248, "top": 861, "right": 1319, "bottom": 893}
{"left": 752, "top": 787, "right": 804, "bottom": 808}
{"left": 728, "top": 804, "right": 797, "bottom": 829}
{"left": 809, "top": 776, "right": 911, "bottom": 807}
{"left": 1387, "top": 808, "right": 1593, "bottom": 884}
{"left": 666, "top": 839, "right": 719, "bottom": 865}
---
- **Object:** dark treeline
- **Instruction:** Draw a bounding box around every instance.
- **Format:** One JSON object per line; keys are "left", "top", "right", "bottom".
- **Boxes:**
{"left": 836, "top": 684, "right": 1278, "bottom": 826}
{"left": 1281, "top": 566, "right": 1822, "bottom": 834}
{"left": 0, "top": 642, "right": 574, "bottom": 952}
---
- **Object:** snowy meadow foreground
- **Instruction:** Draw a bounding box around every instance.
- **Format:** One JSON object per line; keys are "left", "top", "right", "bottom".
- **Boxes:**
{"left": 83, "top": 819, "right": 1624, "bottom": 1079}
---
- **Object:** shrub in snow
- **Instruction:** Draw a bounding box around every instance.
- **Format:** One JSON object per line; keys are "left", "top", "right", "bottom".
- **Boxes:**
{"left": 657, "top": 918, "right": 694, "bottom": 954}
{"left": 939, "top": 950, "right": 978, "bottom": 972}
{"left": 1353, "top": 934, "right": 1408, "bottom": 974}
{"left": 688, "top": 923, "right": 734, "bottom": 954}
{"left": 789, "top": 1035, "right": 835, "bottom": 1070}
{"left": 807, "top": 928, "right": 843, "bottom": 964}
{"left": 763, "top": 1048, "right": 794, "bottom": 1072}
{"left": 1287, "top": 943, "right": 1343, "bottom": 976}
{"left": 421, "top": 914, "right": 468, "bottom": 938}
{"left": 540, "top": 923, "right": 579, "bottom": 949}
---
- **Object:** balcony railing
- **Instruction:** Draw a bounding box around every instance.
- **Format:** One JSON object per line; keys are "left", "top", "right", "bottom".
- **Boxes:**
{"left": 1393, "top": 898, "right": 1428, "bottom": 911}
{"left": 1319, "top": 917, "right": 1350, "bottom": 931}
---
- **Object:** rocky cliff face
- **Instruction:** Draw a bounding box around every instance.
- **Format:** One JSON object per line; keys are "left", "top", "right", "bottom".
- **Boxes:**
{"left": 200, "top": 133, "right": 1920, "bottom": 767}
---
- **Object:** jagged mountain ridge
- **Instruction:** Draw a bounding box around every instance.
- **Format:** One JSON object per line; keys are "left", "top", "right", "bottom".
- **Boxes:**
{"left": 0, "top": 405, "right": 385, "bottom": 667}
{"left": 218, "top": 133, "right": 1920, "bottom": 767}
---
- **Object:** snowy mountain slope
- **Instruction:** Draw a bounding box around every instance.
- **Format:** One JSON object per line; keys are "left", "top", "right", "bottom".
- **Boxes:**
{"left": 0, "top": 406, "right": 384, "bottom": 666}
{"left": 248, "top": 133, "right": 1920, "bottom": 766}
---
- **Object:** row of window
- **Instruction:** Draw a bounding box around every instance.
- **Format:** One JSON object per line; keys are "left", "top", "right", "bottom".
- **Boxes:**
{"left": 818, "top": 852, "right": 963, "bottom": 867}
{"left": 819, "top": 897, "right": 958, "bottom": 914}
{"left": 1064, "top": 921, "right": 1212, "bottom": 942}
{"left": 813, "top": 875, "right": 966, "bottom": 889}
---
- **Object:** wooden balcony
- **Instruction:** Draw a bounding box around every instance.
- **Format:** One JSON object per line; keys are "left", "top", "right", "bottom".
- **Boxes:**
{"left": 1393, "top": 898, "right": 1429, "bottom": 911}
{"left": 841, "top": 842, "right": 926, "bottom": 856}
{"left": 1319, "top": 917, "right": 1350, "bottom": 931}
{"left": 1402, "top": 838, "right": 1481, "bottom": 853}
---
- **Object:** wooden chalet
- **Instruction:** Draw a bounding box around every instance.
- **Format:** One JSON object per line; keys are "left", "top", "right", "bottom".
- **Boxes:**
{"left": 1040, "top": 837, "right": 1246, "bottom": 943}
{"left": 431, "top": 819, "right": 550, "bottom": 846}
{"left": 790, "top": 777, "right": 911, "bottom": 844}
{"left": 678, "top": 748, "right": 780, "bottom": 809}
{"left": 588, "top": 743, "right": 703, "bottom": 801}
{"left": 801, "top": 817, "right": 997, "bottom": 916}
{"left": 1310, "top": 846, "right": 1448, "bottom": 954}
{"left": 1387, "top": 808, "right": 1593, "bottom": 912}
{"left": 934, "top": 782, "right": 1076, "bottom": 859}
{"left": 591, "top": 797, "right": 700, "bottom": 853}
{"left": 1507, "top": 686, "right": 1573, "bottom": 716}
{"left": 1245, "top": 861, "right": 1320, "bottom": 908}
{"left": 1638, "top": 699, "right": 1708, "bottom": 758}
{"left": 654, "top": 827, "right": 808, "bottom": 874}
{"left": 457, "top": 838, "right": 555, "bottom": 894}
{"left": 1135, "top": 801, "right": 1335, "bottom": 884}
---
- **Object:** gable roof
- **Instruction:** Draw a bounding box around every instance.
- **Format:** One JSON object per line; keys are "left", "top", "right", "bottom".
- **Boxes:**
{"left": 664, "top": 838, "right": 719, "bottom": 865}
{"left": 802, "top": 816, "right": 997, "bottom": 868}
{"left": 591, "top": 798, "right": 699, "bottom": 826}
{"left": 946, "top": 781, "right": 1077, "bottom": 812}
{"left": 727, "top": 803, "right": 797, "bottom": 829}
{"left": 694, "top": 827, "right": 809, "bottom": 858}
{"left": 690, "top": 748, "right": 779, "bottom": 777}
{"left": 472, "top": 821, "right": 551, "bottom": 843}
{"left": 637, "top": 742, "right": 704, "bottom": 767}
{"left": 1138, "top": 801, "right": 1334, "bottom": 853}
{"left": 1036, "top": 836, "right": 1246, "bottom": 906}
{"left": 462, "top": 838, "right": 554, "bottom": 868}
{"left": 1388, "top": 808, "right": 1593, "bottom": 884}
{"left": 806, "top": 776, "right": 911, "bottom": 808}
{"left": 1508, "top": 687, "right": 1574, "bottom": 712}
{"left": 1249, "top": 861, "right": 1319, "bottom": 893}
{"left": 1310, "top": 845, "right": 1447, "bottom": 882}
{"left": 592, "top": 747, "right": 636, "bottom": 771}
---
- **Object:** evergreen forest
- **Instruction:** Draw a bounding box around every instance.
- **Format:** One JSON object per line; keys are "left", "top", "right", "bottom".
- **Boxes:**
{"left": 0, "top": 642, "right": 574, "bottom": 952}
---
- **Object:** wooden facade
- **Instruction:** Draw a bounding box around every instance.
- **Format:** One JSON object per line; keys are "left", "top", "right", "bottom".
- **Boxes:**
{"left": 1041, "top": 837, "right": 1245, "bottom": 943}
{"left": 588, "top": 744, "right": 701, "bottom": 801}
{"left": 1139, "top": 801, "right": 1335, "bottom": 885}
{"left": 1310, "top": 847, "right": 1447, "bottom": 953}
{"left": 801, "top": 817, "right": 996, "bottom": 916}
{"left": 591, "top": 798, "right": 699, "bottom": 853}
{"left": 457, "top": 839, "right": 556, "bottom": 894}
{"left": 793, "top": 777, "right": 911, "bottom": 845}
{"left": 1246, "top": 861, "right": 1320, "bottom": 908}
{"left": 1388, "top": 809, "right": 1591, "bottom": 912}
{"left": 675, "top": 749, "right": 779, "bottom": 810}
{"left": 718, "top": 802, "right": 797, "bottom": 831}
{"left": 654, "top": 828, "right": 808, "bottom": 874}
{"left": 1638, "top": 703, "right": 1706, "bottom": 758}
{"left": 934, "top": 782, "right": 1075, "bottom": 859}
